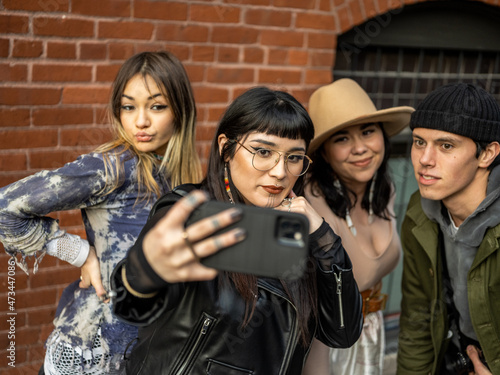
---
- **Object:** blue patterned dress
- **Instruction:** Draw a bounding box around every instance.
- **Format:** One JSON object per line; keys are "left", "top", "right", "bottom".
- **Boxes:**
{"left": 0, "top": 149, "right": 170, "bottom": 374}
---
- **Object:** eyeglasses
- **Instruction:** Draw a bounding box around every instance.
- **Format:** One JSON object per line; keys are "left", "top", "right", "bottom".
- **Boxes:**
{"left": 232, "top": 140, "right": 312, "bottom": 176}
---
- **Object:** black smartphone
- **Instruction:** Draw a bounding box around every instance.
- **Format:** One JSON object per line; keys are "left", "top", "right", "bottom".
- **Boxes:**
{"left": 185, "top": 201, "right": 309, "bottom": 280}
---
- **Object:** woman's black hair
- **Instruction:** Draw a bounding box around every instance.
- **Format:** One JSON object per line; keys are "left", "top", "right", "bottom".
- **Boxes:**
{"left": 200, "top": 86, "right": 316, "bottom": 346}
{"left": 202, "top": 86, "right": 315, "bottom": 201}
{"left": 307, "top": 123, "right": 393, "bottom": 221}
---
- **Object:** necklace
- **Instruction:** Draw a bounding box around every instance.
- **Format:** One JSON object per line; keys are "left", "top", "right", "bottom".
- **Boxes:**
{"left": 153, "top": 153, "right": 164, "bottom": 161}
{"left": 333, "top": 174, "right": 376, "bottom": 237}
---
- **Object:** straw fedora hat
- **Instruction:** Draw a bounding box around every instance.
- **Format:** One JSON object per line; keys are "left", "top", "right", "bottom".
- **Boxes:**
{"left": 308, "top": 78, "right": 414, "bottom": 154}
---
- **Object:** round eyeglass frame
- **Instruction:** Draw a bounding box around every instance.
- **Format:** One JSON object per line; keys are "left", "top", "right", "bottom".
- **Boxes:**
{"left": 232, "top": 139, "right": 313, "bottom": 176}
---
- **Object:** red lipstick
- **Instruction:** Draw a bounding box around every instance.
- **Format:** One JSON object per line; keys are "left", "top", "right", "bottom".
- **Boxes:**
{"left": 262, "top": 185, "right": 284, "bottom": 195}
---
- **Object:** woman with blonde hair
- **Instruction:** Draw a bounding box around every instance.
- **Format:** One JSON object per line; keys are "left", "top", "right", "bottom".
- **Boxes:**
{"left": 303, "top": 78, "right": 414, "bottom": 375}
{"left": 0, "top": 51, "right": 201, "bottom": 374}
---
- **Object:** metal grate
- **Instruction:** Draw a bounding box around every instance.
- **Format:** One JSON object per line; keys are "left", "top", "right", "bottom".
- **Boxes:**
{"left": 334, "top": 46, "right": 500, "bottom": 114}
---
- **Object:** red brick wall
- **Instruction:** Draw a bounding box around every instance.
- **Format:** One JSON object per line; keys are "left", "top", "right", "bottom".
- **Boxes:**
{"left": 1, "top": 0, "right": 499, "bottom": 373}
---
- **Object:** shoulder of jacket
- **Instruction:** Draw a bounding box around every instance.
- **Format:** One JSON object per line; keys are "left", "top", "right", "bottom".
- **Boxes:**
{"left": 148, "top": 183, "right": 201, "bottom": 218}
{"left": 405, "top": 190, "right": 427, "bottom": 224}
{"left": 482, "top": 221, "right": 500, "bottom": 247}
{"left": 172, "top": 183, "right": 200, "bottom": 196}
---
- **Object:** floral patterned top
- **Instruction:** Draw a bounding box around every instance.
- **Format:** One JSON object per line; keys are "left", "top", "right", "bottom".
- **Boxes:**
{"left": 0, "top": 149, "right": 170, "bottom": 373}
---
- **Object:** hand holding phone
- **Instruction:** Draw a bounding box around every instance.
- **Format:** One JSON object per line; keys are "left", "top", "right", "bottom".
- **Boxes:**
{"left": 143, "top": 190, "right": 244, "bottom": 283}
{"left": 186, "top": 201, "right": 309, "bottom": 280}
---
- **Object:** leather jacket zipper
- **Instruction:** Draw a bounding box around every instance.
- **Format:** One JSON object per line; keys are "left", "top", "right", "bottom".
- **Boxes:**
{"left": 334, "top": 271, "right": 345, "bottom": 328}
{"left": 259, "top": 282, "right": 298, "bottom": 375}
{"left": 175, "top": 316, "right": 214, "bottom": 375}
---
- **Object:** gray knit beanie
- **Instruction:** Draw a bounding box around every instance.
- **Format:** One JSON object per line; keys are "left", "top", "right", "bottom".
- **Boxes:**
{"left": 410, "top": 83, "right": 500, "bottom": 143}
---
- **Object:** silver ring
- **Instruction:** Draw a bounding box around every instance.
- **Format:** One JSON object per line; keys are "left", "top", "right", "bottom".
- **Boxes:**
{"left": 281, "top": 198, "right": 292, "bottom": 207}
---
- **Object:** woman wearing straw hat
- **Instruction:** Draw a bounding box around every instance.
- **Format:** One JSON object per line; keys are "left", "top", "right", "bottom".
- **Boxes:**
{"left": 302, "top": 79, "right": 414, "bottom": 375}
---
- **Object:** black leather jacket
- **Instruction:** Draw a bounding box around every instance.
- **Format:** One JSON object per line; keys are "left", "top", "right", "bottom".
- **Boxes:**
{"left": 111, "top": 185, "right": 363, "bottom": 375}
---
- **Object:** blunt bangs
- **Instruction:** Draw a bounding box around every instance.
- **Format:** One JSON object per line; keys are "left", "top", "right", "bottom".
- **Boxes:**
{"left": 227, "top": 88, "right": 314, "bottom": 150}
{"left": 253, "top": 104, "right": 314, "bottom": 149}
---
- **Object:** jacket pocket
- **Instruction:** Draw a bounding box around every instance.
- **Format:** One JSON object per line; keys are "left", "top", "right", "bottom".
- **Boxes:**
{"left": 172, "top": 313, "right": 216, "bottom": 375}
{"left": 206, "top": 358, "right": 254, "bottom": 374}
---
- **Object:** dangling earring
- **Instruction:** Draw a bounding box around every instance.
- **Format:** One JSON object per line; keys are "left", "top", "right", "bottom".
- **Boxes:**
{"left": 368, "top": 171, "right": 377, "bottom": 224}
{"left": 224, "top": 163, "right": 234, "bottom": 204}
{"left": 334, "top": 179, "right": 356, "bottom": 236}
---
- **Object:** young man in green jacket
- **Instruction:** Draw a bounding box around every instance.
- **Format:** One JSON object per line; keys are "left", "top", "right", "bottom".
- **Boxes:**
{"left": 397, "top": 82, "right": 500, "bottom": 375}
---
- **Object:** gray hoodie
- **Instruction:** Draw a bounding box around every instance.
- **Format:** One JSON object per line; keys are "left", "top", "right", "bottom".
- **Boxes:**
{"left": 421, "top": 165, "right": 500, "bottom": 343}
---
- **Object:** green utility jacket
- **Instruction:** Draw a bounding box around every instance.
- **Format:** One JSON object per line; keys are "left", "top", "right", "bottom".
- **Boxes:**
{"left": 397, "top": 191, "right": 500, "bottom": 375}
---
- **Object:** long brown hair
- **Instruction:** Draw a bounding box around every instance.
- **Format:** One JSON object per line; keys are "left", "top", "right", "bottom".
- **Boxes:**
{"left": 96, "top": 51, "right": 202, "bottom": 200}
{"left": 202, "top": 87, "right": 316, "bottom": 345}
{"left": 307, "top": 123, "right": 393, "bottom": 220}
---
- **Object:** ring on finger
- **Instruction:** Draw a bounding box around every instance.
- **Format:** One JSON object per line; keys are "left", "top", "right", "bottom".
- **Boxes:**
{"left": 213, "top": 236, "right": 223, "bottom": 250}
{"left": 281, "top": 198, "right": 292, "bottom": 207}
{"left": 182, "top": 230, "right": 199, "bottom": 261}
{"left": 211, "top": 218, "right": 221, "bottom": 230}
